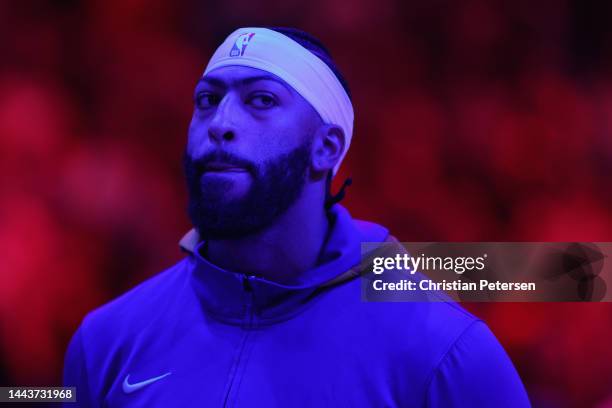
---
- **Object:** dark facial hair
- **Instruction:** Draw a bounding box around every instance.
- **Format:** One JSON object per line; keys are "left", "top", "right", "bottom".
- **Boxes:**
{"left": 183, "top": 139, "right": 312, "bottom": 240}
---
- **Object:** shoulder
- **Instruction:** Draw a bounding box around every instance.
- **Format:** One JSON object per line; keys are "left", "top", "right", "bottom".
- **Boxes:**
{"left": 319, "top": 274, "right": 482, "bottom": 359}
{"left": 425, "top": 319, "right": 531, "bottom": 406}
{"left": 323, "top": 275, "right": 529, "bottom": 405}
{"left": 360, "top": 286, "right": 481, "bottom": 355}
{"left": 78, "top": 257, "right": 193, "bottom": 351}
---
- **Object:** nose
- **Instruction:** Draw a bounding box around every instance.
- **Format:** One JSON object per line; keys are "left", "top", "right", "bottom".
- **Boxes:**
{"left": 207, "top": 93, "right": 238, "bottom": 144}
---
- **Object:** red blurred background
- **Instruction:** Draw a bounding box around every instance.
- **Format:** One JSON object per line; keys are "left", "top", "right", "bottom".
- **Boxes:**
{"left": 1, "top": 0, "right": 612, "bottom": 407}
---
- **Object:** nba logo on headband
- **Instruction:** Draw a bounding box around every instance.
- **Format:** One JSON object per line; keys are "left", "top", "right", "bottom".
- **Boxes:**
{"left": 230, "top": 33, "right": 256, "bottom": 57}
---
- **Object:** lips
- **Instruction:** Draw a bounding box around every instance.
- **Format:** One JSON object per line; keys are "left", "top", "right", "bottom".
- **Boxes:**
{"left": 203, "top": 162, "right": 246, "bottom": 173}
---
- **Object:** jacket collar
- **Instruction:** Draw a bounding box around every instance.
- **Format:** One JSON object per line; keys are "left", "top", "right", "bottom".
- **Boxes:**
{"left": 179, "top": 228, "right": 200, "bottom": 254}
{"left": 180, "top": 205, "right": 389, "bottom": 324}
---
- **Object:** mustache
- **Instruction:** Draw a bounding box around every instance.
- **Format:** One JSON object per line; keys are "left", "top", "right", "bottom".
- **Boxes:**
{"left": 186, "top": 150, "right": 258, "bottom": 175}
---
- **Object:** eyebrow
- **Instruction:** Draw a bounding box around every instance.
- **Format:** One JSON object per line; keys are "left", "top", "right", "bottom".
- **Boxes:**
{"left": 198, "top": 74, "right": 292, "bottom": 93}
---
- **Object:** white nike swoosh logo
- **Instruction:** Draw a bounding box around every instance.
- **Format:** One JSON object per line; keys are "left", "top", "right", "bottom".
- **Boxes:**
{"left": 122, "top": 372, "right": 172, "bottom": 394}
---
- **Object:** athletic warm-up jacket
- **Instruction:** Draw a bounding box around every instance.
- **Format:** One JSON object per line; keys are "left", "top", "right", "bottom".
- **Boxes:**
{"left": 64, "top": 204, "right": 531, "bottom": 407}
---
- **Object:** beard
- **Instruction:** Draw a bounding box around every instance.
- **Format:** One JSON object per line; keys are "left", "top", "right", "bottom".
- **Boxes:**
{"left": 183, "top": 139, "right": 312, "bottom": 240}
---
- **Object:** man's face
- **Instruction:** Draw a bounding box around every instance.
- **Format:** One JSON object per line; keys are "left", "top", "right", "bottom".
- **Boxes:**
{"left": 184, "top": 65, "right": 322, "bottom": 240}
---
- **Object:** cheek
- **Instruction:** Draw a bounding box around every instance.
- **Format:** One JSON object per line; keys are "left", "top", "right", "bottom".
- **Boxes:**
{"left": 186, "top": 116, "right": 211, "bottom": 156}
{"left": 185, "top": 127, "right": 199, "bottom": 156}
{"left": 256, "top": 112, "right": 313, "bottom": 151}
{"left": 249, "top": 126, "right": 297, "bottom": 161}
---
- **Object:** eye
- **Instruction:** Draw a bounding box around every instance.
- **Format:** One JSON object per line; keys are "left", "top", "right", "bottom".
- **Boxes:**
{"left": 194, "top": 92, "right": 220, "bottom": 110}
{"left": 247, "top": 93, "right": 277, "bottom": 109}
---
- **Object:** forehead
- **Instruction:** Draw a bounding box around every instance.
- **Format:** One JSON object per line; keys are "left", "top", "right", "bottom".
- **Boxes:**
{"left": 200, "top": 66, "right": 293, "bottom": 92}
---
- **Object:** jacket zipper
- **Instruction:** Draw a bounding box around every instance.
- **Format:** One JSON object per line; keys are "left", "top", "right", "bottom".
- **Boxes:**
{"left": 223, "top": 275, "right": 255, "bottom": 407}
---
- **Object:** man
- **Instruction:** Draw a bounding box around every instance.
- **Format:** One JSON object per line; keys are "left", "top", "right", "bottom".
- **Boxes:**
{"left": 64, "top": 27, "right": 531, "bottom": 407}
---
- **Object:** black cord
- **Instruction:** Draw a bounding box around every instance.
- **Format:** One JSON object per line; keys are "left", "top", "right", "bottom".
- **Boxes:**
{"left": 325, "top": 176, "right": 352, "bottom": 209}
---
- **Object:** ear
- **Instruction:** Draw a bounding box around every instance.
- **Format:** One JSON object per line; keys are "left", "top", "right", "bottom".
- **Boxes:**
{"left": 310, "top": 124, "right": 345, "bottom": 180}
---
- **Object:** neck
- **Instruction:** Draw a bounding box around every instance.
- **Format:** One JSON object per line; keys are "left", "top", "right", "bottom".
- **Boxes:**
{"left": 203, "top": 188, "right": 330, "bottom": 284}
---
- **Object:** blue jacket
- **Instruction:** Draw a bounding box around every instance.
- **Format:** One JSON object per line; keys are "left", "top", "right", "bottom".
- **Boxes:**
{"left": 64, "top": 205, "right": 530, "bottom": 407}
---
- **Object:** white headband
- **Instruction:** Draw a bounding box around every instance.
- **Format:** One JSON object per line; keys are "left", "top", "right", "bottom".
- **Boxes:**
{"left": 203, "top": 27, "right": 354, "bottom": 176}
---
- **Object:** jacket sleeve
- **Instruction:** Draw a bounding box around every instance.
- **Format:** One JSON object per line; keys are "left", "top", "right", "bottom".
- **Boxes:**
{"left": 63, "top": 325, "right": 95, "bottom": 408}
{"left": 425, "top": 321, "right": 531, "bottom": 408}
